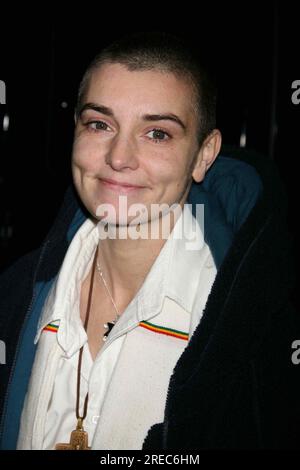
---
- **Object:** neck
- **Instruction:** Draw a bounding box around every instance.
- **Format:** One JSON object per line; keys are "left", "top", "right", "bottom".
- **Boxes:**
{"left": 96, "top": 210, "right": 181, "bottom": 307}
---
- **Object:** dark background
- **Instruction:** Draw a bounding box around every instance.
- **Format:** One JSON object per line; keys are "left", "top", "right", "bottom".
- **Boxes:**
{"left": 0, "top": 4, "right": 299, "bottom": 305}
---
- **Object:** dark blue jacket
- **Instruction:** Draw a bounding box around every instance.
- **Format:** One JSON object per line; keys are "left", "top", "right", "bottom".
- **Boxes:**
{"left": 0, "top": 150, "right": 299, "bottom": 449}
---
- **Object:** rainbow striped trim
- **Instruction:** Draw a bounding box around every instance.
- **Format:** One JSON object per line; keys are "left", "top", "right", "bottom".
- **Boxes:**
{"left": 42, "top": 320, "right": 189, "bottom": 341}
{"left": 139, "top": 320, "right": 189, "bottom": 341}
{"left": 43, "top": 322, "right": 59, "bottom": 333}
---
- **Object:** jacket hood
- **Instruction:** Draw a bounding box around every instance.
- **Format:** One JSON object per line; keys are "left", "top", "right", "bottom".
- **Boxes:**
{"left": 188, "top": 153, "right": 263, "bottom": 269}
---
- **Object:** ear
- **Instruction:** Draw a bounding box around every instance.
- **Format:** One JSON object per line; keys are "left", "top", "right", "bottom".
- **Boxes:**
{"left": 74, "top": 110, "right": 78, "bottom": 125}
{"left": 192, "top": 129, "right": 222, "bottom": 183}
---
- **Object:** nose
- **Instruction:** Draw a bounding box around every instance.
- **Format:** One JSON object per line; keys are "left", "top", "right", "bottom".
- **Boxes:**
{"left": 105, "top": 133, "right": 139, "bottom": 171}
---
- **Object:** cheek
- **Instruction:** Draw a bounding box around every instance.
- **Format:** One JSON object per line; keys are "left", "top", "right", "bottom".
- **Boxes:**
{"left": 71, "top": 138, "right": 102, "bottom": 173}
{"left": 149, "top": 148, "right": 182, "bottom": 177}
{"left": 151, "top": 152, "right": 190, "bottom": 188}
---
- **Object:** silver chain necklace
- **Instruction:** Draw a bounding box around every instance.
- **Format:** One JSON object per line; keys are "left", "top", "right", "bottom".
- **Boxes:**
{"left": 96, "top": 258, "right": 121, "bottom": 342}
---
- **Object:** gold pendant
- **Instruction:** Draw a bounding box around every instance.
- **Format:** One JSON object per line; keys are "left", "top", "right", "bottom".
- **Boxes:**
{"left": 55, "top": 418, "right": 91, "bottom": 450}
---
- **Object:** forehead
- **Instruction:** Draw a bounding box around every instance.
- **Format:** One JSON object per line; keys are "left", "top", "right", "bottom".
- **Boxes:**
{"left": 85, "top": 63, "right": 196, "bottom": 122}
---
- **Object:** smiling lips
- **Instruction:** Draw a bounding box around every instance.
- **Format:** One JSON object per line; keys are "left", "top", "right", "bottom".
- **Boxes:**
{"left": 99, "top": 177, "right": 146, "bottom": 193}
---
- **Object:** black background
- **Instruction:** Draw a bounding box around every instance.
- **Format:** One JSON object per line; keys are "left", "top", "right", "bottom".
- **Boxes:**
{"left": 0, "top": 3, "right": 299, "bottom": 307}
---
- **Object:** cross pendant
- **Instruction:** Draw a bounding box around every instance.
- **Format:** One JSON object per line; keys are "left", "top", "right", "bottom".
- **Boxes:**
{"left": 55, "top": 418, "right": 91, "bottom": 450}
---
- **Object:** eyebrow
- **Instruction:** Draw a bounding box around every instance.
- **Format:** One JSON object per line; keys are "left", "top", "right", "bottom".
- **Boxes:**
{"left": 78, "top": 102, "right": 187, "bottom": 132}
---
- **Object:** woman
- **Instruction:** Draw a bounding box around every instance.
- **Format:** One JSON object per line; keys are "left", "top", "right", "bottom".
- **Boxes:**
{"left": 1, "top": 32, "right": 299, "bottom": 450}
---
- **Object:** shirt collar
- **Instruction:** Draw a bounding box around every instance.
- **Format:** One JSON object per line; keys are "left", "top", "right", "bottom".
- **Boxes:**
{"left": 164, "top": 203, "right": 208, "bottom": 313}
{"left": 35, "top": 217, "right": 99, "bottom": 353}
{"left": 94, "top": 204, "right": 207, "bottom": 353}
{"left": 127, "top": 203, "right": 208, "bottom": 318}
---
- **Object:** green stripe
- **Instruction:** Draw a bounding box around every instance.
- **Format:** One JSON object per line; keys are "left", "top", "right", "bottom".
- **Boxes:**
{"left": 141, "top": 320, "right": 188, "bottom": 336}
{"left": 46, "top": 322, "right": 59, "bottom": 328}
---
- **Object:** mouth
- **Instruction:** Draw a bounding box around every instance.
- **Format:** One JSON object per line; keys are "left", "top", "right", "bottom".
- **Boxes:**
{"left": 98, "top": 178, "right": 146, "bottom": 194}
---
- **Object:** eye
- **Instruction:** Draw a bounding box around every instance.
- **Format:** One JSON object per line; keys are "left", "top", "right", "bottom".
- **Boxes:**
{"left": 146, "top": 128, "right": 171, "bottom": 143}
{"left": 85, "top": 120, "right": 111, "bottom": 132}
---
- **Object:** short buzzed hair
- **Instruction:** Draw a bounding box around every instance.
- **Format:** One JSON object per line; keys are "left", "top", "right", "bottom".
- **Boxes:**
{"left": 76, "top": 31, "right": 217, "bottom": 147}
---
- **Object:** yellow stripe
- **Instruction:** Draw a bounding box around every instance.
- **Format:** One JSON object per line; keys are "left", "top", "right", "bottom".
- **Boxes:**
{"left": 139, "top": 321, "right": 189, "bottom": 341}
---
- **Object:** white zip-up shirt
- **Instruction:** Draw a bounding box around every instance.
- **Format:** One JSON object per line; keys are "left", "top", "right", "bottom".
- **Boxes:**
{"left": 17, "top": 204, "right": 217, "bottom": 450}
